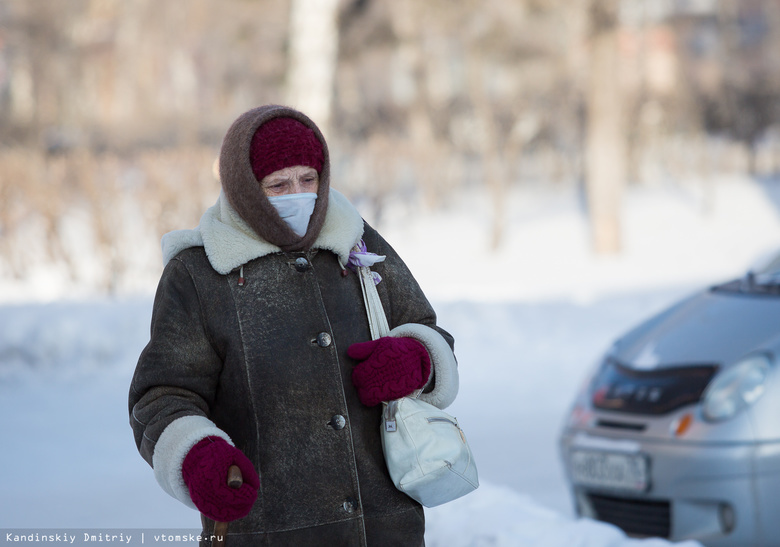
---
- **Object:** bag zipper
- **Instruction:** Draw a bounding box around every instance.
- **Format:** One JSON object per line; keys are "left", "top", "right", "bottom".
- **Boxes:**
{"left": 427, "top": 416, "right": 467, "bottom": 443}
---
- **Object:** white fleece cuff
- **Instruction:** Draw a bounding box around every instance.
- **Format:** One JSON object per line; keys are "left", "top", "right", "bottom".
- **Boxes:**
{"left": 152, "top": 415, "right": 234, "bottom": 509}
{"left": 389, "top": 323, "right": 459, "bottom": 409}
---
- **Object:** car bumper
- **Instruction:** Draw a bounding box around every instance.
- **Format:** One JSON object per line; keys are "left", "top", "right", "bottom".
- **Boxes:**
{"left": 560, "top": 429, "right": 780, "bottom": 547}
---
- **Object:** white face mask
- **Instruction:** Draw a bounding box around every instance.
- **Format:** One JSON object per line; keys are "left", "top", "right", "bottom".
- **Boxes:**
{"left": 267, "top": 193, "right": 318, "bottom": 237}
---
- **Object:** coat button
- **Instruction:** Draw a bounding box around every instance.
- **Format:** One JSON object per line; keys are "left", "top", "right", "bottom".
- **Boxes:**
{"left": 328, "top": 415, "right": 346, "bottom": 430}
{"left": 294, "top": 257, "right": 310, "bottom": 272}
{"left": 316, "top": 332, "right": 332, "bottom": 347}
{"left": 342, "top": 497, "right": 358, "bottom": 513}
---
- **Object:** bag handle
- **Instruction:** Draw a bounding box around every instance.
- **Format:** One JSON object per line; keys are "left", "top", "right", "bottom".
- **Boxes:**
{"left": 355, "top": 250, "right": 390, "bottom": 340}
{"left": 356, "top": 264, "right": 423, "bottom": 400}
{"left": 355, "top": 250, "right": 425, "bottom": 426}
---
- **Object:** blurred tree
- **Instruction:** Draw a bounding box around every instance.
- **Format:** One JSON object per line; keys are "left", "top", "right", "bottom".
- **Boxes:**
{"left": 2, "top": 0, "right": 780, "bottom": 290}
{"left": 286, "top": 0, "right": 341, "bottom": 136}
{"left": 674, "top": 0, "right": 780, "bottom": 176}
{"left": 710, "top": 0, "right": 780, "bottom": 175}
{"left": 585, "top": 0, "right": 625, "bottom": 254}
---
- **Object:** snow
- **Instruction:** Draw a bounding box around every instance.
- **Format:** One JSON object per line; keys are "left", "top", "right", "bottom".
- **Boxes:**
{"left": 3, "top": 175, "right": 780, "bottom": 545}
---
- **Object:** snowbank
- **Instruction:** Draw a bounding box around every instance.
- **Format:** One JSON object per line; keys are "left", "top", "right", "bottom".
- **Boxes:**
{"left": 426, "top": 482, "right": 701, "bottom": 547}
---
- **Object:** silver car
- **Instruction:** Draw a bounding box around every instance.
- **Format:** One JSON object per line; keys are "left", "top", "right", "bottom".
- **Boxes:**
{"left": 559, "top": 254, "right": 780, "bottom": 547}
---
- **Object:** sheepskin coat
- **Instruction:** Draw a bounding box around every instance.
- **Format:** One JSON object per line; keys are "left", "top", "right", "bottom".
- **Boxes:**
{"left": 128, "top": 188, "right": 459, "bottom": 546}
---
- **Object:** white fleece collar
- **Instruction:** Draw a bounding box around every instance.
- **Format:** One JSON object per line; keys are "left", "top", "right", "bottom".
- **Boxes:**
{"left": 161, "top": 189, "right": 365, "bottom": 274}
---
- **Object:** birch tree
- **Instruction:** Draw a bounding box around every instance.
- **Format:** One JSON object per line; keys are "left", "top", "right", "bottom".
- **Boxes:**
{"left": 285, "top": 0, "right": 341, "bottom": 136}
{"left": 585, "top": 0, "right": 626, "bottom": 254}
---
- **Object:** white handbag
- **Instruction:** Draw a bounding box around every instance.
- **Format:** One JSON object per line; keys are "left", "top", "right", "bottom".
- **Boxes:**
{"left": 355, "top": 261, "right": 479, "bottom": 507}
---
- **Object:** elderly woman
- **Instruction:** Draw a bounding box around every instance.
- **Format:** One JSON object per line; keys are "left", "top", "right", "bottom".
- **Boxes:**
{"left": 128, "top": 105, "right": 459, "bottom": 546}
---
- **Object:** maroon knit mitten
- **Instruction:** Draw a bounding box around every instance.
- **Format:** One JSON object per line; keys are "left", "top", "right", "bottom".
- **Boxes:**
{"left": 181, "top": 437, "right": 260, "bottom": 522}
{"left": 348, "top": 337, "right": 432, "bottom": 407}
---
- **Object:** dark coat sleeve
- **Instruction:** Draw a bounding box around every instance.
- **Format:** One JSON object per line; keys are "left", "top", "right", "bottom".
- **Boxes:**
{"left": 128, "top": 256, "right": 224, "bottom": 467}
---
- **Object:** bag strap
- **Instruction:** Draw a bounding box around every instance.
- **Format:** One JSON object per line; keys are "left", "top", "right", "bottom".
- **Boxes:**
{"left": 354, "top": 244, "right": 422, "bottom": 424}
{"left": 355, "top": 250, "right": 390, "bottom": 340}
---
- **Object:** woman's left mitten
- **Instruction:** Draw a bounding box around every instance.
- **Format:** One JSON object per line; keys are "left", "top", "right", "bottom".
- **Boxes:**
{"left": 182, "top": 436, "right": 260, "bottom": 522}
{"left": 348, "top": 337, "right": 431, "bottom": 406}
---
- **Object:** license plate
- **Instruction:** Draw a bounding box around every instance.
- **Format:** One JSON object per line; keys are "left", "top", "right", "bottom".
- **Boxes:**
{"left": 569, "top": 450, "right": 649, "bottom": 492}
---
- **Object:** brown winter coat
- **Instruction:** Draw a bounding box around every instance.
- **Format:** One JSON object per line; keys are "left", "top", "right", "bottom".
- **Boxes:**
{"left": 129, "top": 218, "right": 456, "bottom": 546}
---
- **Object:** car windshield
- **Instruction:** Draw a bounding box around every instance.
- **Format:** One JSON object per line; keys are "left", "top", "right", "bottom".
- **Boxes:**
{"left": 713, "top": 250, "right": 780, "bottom": 295}
{"left": 752, "top": 253, "right": 780, "bottom": 285}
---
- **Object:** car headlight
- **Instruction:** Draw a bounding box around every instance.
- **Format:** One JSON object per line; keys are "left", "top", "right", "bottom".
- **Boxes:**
{"left": 702, "top": 354, "right": 771, "bottom": 422}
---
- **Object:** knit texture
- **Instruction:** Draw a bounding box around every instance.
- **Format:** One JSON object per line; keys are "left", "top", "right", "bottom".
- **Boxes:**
{"left": 219, "top": 105, "right": 331, "bottom": 252}
{"left": 181, "top": 437, "right": 260, "bottom": 522}
{"left": 249, "top": 117, "right": 324, "bottom": 182}
{"left": 348, "top": 337, "right": 432, "bottom": 407}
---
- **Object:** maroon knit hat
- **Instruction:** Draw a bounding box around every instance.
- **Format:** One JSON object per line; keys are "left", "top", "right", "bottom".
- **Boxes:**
{"left": 249, "top": 117, "right": 324, "bottom": 182}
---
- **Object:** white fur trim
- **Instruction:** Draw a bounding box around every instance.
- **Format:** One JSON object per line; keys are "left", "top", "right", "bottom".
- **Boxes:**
{"left": 389, "top": 323, "right": 459, "bottom": 409}
{"left": 161, "top": 229, "right": 204, "bottom": 267}
{"left": 151, "top": 415, "right": 233, "bottom": 509}
{"left": 314, "top": 189, "right": 365, "bottom": 267}
{"left": 161, "top": 189, "right": 364, "bottom": 274}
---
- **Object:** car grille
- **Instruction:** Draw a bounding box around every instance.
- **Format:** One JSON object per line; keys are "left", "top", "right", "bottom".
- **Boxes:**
{"left": 590, "top": 359, "right": 717, "bottom": 415}
{"left": 595, "top": 419, "right": 647, "bottom": 432}
{"left": 587, "top": 493, "right": 671, "bottom": 538}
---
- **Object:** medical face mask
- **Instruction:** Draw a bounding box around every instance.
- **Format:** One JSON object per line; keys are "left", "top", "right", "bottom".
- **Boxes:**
{"left": 267, "top": 193, "right": 318, "bottom": 237}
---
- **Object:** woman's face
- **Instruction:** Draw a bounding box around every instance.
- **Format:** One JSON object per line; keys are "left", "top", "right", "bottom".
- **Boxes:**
{"left": 260, "top": 165, "right": 319, "bottom": 197}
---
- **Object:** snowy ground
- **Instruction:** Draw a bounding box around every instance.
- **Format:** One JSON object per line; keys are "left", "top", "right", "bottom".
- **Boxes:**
{"left": 3, "top": 175, "right": 780, "bottom": 546}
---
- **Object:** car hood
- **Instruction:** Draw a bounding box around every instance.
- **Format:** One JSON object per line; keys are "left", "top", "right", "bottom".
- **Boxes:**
{"left": 612, "top": 288, "right": 780, "bottom": 370}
